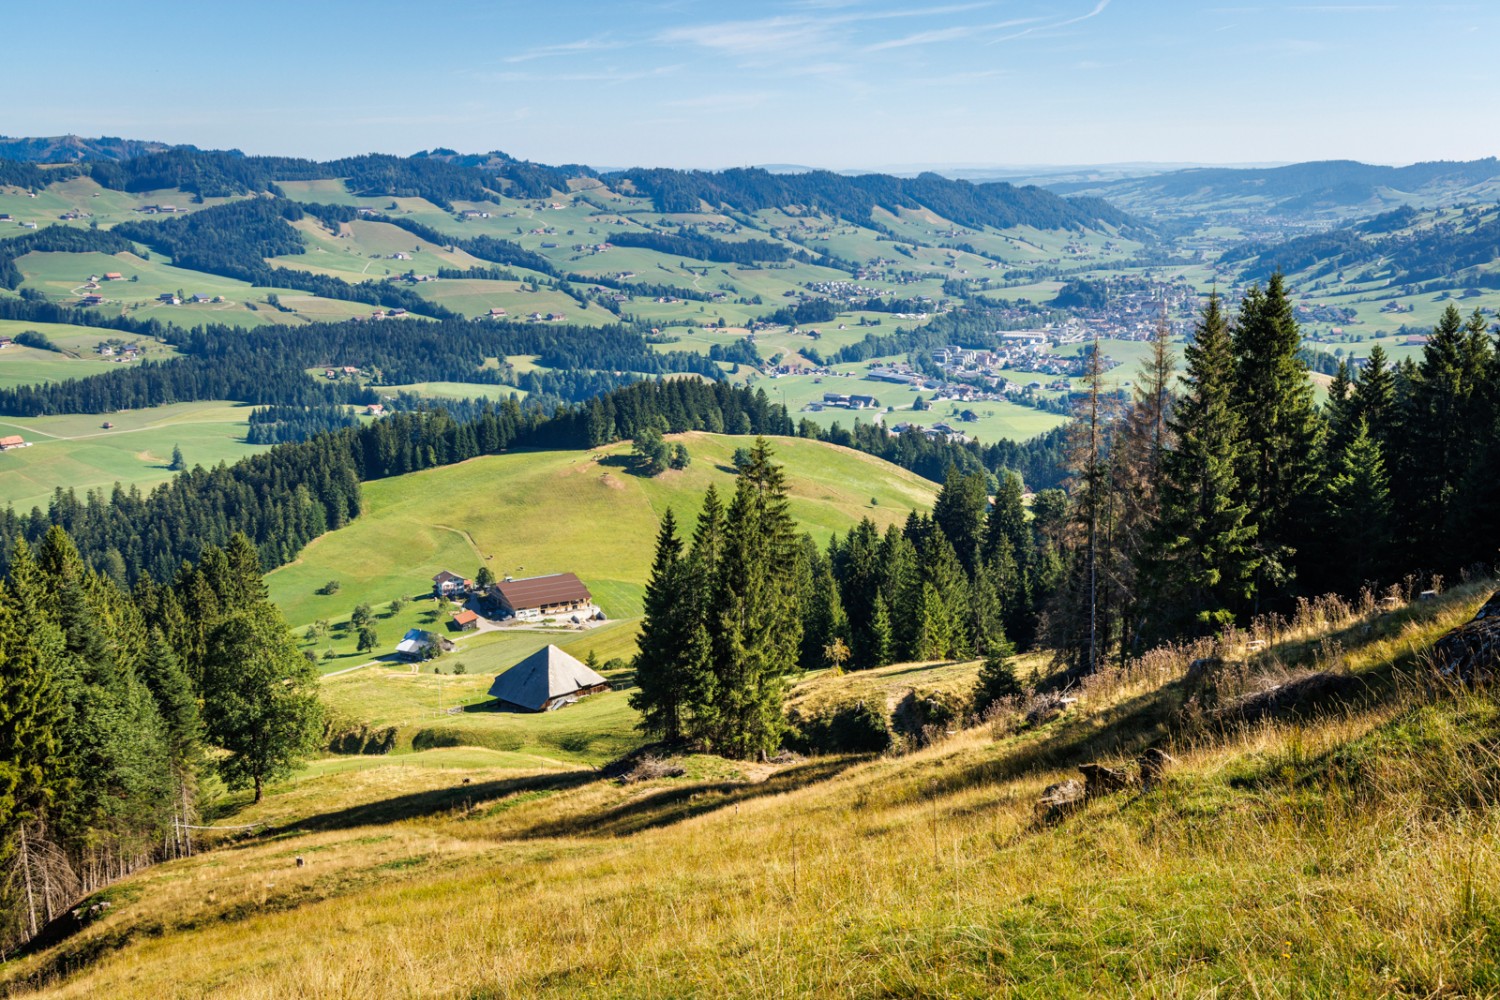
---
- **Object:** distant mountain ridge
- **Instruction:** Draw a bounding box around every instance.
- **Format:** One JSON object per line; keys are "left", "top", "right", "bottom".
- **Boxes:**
{"left": 1047, "top": 157, "right": 1500, "bottom": 221}
{"left": 0, "top": 138, "right": 1141, "bottom": 235}
{"left": 0, "top": 134, "right": 210, "bottom": 162}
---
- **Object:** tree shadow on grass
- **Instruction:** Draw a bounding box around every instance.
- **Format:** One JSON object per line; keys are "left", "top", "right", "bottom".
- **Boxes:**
{"left": 595, "top": 453, "right": 654, "bottom": 478}
{"left": 517, "top": 755, "right": 865, "bottom": 840}
{"left": 259, "top": 771, "right": 601, "bottom": 838}
{"left": 256, "top": 754, "right": 863, "bottom": 843}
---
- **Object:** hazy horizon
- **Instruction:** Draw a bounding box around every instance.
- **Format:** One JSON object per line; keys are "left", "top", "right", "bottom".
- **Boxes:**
{"left": 4, "top": 1, "right": 1496, "bottom": 170}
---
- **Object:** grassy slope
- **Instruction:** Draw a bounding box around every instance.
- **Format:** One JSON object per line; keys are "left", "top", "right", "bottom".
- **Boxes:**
{"left": 0, "top": 401, "right": 263, "bottom": 513}
{"left": 9, "top": 582, "right": 1499, "bottom": 997}
{"left": 267, "top": 432, "right": 939, "bottom": 633}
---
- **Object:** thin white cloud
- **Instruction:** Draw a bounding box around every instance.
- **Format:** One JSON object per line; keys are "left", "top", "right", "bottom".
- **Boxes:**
{"left": 984, "top": 0, "right": 1114, "bottom": 45}
{"left": 864, "top": 17, "right": 1042, "bottom": 52}
{"left": 505, "top": 36, "right": 627, "bottom": 64}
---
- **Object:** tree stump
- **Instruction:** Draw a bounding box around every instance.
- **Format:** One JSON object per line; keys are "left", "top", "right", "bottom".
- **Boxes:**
{"left": 1079, "top": 762, "right": 1132, "bottom": 798}
{"left": 1137, "top": 748, "right": 1175, "bottom": 791}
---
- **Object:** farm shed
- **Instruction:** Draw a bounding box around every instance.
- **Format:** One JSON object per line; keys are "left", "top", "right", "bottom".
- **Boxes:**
{"left": 487, "top": 645, "right": 609, "bottom": 712}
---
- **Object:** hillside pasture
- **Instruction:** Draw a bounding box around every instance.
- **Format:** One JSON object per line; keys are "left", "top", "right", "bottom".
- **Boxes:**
{"left": 14, "top": 250, "right": 374, "bottom": 327}
{"left": 266, "top": 433, "right": 940, "bottom": 634}
{"left": 0, "top": 401, "right": 263, "bottom": 512}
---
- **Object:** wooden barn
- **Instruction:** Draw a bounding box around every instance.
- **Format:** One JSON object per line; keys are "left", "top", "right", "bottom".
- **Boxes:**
{"left": 487, "top": 645, "right": 609, "bottom": 712}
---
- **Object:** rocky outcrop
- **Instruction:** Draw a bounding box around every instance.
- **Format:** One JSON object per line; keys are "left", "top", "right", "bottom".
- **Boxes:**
{"left": 1432, "top": 590, "right": 1500, "bottom": 682}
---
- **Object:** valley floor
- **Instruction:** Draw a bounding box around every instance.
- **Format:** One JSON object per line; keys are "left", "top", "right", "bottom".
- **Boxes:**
{"left": 4, "top": 584, "right": 1499, "bottom": 998}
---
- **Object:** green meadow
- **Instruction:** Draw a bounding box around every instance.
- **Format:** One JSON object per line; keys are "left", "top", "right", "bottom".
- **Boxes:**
{"left": 0, "top": 401, "right": 263, "bottom": 512}
{"left": 14, "top": 250, "right": 375, "bottom": 327}
{"left": 266, "top": 432, "right": 940, "bottom": 639}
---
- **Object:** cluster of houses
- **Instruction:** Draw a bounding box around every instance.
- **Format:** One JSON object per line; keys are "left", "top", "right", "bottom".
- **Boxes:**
{"left": 154, "top": 293, "right": 216, "bottom": 306}
{"left": 888, "top": 420, "right": 972, "bottom": 444}
{"left": 387, "top": 570, "right": 611, "bottom": 712}
{"left": 806, "top": 391, "right": 880, "bottom": 412}
{"left": 431, "top": 570, "right": 601, "bottom": 625}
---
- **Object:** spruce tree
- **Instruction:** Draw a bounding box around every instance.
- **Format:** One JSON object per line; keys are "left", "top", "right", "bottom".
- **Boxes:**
{"left": 1147, "top": 294, "right": 1259, "bottom": 639}
{"left": 703, "top": 439, "right": 803, "bottom": 759}
{"left": 1399, "top": 305, "right": 1494, "bottom": 566}
{"left": 1231, "top": 273, "right": 1319, "bottom": 604}
{"left": 630, "top": 509, "right": 691, "bottom": 742}
{"left": 1323, "top": 419, "right": 1394, "bottom": 592}
{"left": 1111, "top": 317, "right": 1175, "bottom": 662}
{"left": 932, "top": 465, "right": 988, "bottom": 574}
{"left": 1351, "top": 343, "right": 1395, "bottom": 446}
{"left": 972, "top": 631, "right": 1020, "bottom": 713}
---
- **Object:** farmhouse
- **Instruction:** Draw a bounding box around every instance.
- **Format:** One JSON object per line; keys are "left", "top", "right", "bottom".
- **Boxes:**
{"left": 0, "top": 436, "right": 30, "bottom": 451}
{"left": 395, "top": 629, "right": 456, "bottom": 661}
{"left": 158, "top": 293, "right": 180, "bottom": 305}
{"left": 487, "top": 645, "right": 609, "bottom": 712}
{"left": 489, "top": 572, "right": 596, "bottom": 622}
{"left": 79, "top": 294, "right": 104, "bottom": 306}
{"left": 432, "top": 570, "right": 471, "bottom": 597}
{"left": 103, "top": 272, "right": 123, "bottom": 281}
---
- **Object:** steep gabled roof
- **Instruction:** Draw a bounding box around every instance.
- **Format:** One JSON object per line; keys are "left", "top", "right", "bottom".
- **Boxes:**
{"left": 487, "top": 644, "right": 607, "bottom": 711}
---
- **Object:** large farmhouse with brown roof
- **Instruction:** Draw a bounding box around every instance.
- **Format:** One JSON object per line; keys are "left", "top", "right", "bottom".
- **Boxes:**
{"left": 489, "top": 573, "right": 597, "bottom": 622}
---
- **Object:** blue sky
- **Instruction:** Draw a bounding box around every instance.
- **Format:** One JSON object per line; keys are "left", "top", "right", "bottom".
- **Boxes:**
{"left": 5, "top": 1, "right": 1497, "bottom": 169}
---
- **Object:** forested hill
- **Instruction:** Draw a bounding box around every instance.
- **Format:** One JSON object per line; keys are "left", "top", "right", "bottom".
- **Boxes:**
{"left": 1049, "top": 157, "right": 1500, "bottom": 221}
{"left": 0, "top": 140, "right": 1140, "bottom": 233}
{"left": 1219, "top": 202, "right": 1500, "bottom": 290}
{"left": 612, "top": 167, "right": 1137, "bottom": 233}
{"left": 0, "top": 134, "right": 203, "bottom": 162}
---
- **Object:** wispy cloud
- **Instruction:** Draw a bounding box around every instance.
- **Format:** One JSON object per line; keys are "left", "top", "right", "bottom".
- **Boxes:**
{"left": 864, "top": 17, "right": 1041, "bottom": 52}
{"left": 505, "top": 35, "right": 628, "bottom": 64}
{"left": 984, "top": 0, "right": 1115, "bottom": 45}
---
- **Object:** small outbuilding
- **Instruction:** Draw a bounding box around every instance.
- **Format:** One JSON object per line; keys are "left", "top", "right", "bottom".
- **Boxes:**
{"left": 451, "top": 609, "right": 480, "bottom": 631}
{"left": 487, "top": 644, "right": 609, "bottom": 712}
{"left": 396, "top": 628, "right": 455, "bottom": 661}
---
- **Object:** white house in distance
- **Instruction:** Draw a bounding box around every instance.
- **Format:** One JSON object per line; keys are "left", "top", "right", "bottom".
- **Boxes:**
{"left": 431, "top": 570, "right": 471, "bottom": 598}
{"left": 395, "top": 629, "right": 455, "bottom": 661}
{"left": 487, "top": 644, "right": 609, "bottom": 711}
{"left": 489, "top": 572, "right": 598, "bottom": 622}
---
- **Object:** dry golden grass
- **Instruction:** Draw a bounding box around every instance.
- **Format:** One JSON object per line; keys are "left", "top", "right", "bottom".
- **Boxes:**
{"left": 6, "top": 583, "right": 1500, "bottom": 998}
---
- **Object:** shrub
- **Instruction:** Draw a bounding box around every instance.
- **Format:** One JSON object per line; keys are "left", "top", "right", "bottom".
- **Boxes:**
{"left": 789, "top": 699, "right": 892, "bottom": 754}
{"left": 318, "top": 579, "right": 341, "bottom": 596}
{"left": 892, "top": 688, "right": 966, "bottom": 750}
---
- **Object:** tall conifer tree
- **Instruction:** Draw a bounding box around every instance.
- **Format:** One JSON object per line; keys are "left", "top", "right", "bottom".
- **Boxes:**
{"left": 1147, "top": 294, "right": 1258, "bottom": 638}
{"left": 1231, "top": 272, "right": 1319, "bottom": 604}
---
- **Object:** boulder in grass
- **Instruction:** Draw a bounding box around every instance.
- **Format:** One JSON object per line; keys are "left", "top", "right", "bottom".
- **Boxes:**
{"left": 1079, "top": 762, "right": 1133, "bottom": 798}
{"left": 1035, "top": 778, "right": 1085, "bottom": 821}
{"left": 1432, "top": 590, "right": 1500, "bottom": 682}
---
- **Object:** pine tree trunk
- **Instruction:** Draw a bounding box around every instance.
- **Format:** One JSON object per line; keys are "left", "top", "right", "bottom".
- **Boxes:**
{"left": 19, "top": 825, "right": 37, "bottom": 941}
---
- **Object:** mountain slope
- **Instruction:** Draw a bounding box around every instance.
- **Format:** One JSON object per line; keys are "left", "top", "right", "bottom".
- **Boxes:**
{"left": 4, "top": 578, "right": 1495, "bottom": 997}
{"left": 1053, "top": 157, "right": 1500, "bottom": 222}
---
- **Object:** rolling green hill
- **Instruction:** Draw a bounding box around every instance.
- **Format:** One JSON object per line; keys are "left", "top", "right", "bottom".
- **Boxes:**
{"left": 267, "top": 432, "right": 940, "bottom": 640}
